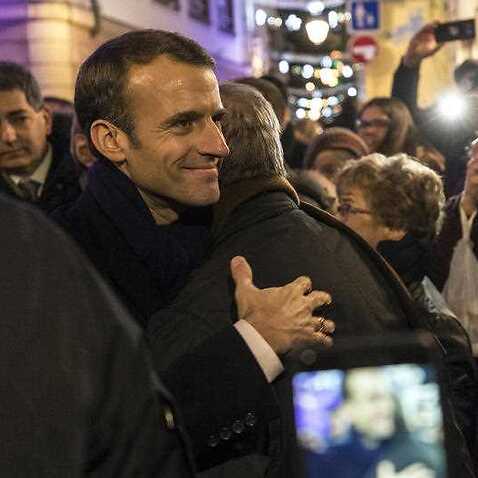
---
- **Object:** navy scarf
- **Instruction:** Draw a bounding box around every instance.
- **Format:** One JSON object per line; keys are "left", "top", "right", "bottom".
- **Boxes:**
{"left": 87, "top": 159, "right": 211, "bottom": 304}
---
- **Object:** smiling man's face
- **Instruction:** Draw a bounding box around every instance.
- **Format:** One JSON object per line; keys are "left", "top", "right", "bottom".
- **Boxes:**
{"left": 0, "top": 89, "right": 51, "bottom": 176}
{"left": 117, "top": 55, "right": 230, "bottom": 208}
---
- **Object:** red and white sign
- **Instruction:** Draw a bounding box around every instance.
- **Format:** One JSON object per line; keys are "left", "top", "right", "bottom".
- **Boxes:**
{"left": 349, "top": 35, "right": 379, "bottom": 64}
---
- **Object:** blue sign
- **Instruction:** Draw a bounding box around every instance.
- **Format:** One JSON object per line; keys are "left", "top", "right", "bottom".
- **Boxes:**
{"left": 350, "top": 1, "right": 380, "bottom": 31}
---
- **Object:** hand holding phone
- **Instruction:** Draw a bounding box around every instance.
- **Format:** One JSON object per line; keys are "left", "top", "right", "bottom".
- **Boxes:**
{"left": 404, "top": 23, "right": 443, "bottom": 67}
{"left": 434, "top": 19, "right": 476, "bottom": 43}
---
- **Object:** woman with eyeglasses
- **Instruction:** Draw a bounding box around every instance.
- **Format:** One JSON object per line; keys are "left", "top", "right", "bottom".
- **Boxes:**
{"left": 356, "top": 98, "right": 446, "bottom": 174}
{"left": 336, "top": 153, "right": 478, "bottom": 456}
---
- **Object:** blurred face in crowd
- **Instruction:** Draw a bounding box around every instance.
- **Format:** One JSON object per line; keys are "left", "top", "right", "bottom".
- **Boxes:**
{"left": 345, "top": 369, "right": 396, "bottom": 443}
{"left": 356, "top": 106, "right": 390, "bottom": 153}
{"left": 338, "top": 185, "right": 399, "bottom": 249}
{"left": 0, "top": 89, "right": 51, "bottom": 176}
{"left": 106, "top": 56, "right": 229, "bottom": 208}
{"left": 71, "top": 131, "right": 96, "bottom": 169}
{"left": 312, "top": 149, "right": 355, "bottom": 183}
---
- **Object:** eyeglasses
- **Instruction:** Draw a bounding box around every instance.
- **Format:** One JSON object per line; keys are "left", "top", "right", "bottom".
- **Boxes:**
{"left": 337, "top": 203, "right": 372, "bottom": 216}
{"left": 356, "top": 118, "right": 390, "bottom": 129}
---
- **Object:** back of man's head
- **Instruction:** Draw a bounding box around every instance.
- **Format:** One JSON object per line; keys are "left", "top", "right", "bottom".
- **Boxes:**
{"left": 0, "top": 61, "right": 43, "bottom": 110}
{"left": 74, "top": 29, "right": 215, "bottom": 159}
{"left": 236, "top": 77, "right": 288, "bottom": 129}
{"left": 454, "top": 59, "right": 478, "bottom": 92}
{"left": 218, "top": 82, "right": 286, "bottom": 187}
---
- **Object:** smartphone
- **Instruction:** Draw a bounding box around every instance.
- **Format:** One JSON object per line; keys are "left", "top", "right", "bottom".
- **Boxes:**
{"left": 435, "top": 19, "right": 476, "bottom": 43}
{"left": 290, "top": 334, "right": 448, "bottom": 478}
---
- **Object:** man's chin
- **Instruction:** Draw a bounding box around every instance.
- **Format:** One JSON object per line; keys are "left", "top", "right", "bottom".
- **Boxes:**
{"left": 186, "top": 190, "right": 220, "bottom": 207}
{"left": 0, "top": 157, "right": 36, "bottom": 175}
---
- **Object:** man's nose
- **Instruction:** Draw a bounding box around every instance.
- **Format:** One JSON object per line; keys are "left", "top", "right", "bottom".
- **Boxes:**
{"left": 199, "top": 119, "right": 230, "bottom": 158}
{"left": 0, "top": 121, "right": 17, "bottom": 144}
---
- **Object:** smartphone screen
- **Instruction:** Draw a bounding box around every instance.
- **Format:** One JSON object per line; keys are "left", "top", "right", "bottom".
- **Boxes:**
{"left": 292, "top": 363, "right": 447, "bottom": 478}
{"left": 435, "top": 19, "right": 476, "bottom": 43}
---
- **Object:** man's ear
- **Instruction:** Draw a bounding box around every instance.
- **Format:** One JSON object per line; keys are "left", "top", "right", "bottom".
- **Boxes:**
{"left": 90, "top": 120, "right": 129, "bottom": 165}
{"left": 41, "top": 106, "right": 53, "bottom": 136}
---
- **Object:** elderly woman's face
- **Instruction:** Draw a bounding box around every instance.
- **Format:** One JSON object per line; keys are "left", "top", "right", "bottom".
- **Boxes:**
{"left": 357, "top": 106, "right": 390, "bottom": 153}
{"left": 337, "top": 186, "right": 392, "bottom": 249}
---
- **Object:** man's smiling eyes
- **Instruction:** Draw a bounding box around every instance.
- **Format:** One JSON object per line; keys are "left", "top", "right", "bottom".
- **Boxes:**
{"left": 169, "top": 110, "right": 226, "bottom": 132}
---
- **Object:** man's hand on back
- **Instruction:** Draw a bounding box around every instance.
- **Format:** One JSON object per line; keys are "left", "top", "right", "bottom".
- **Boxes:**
{"left": 230, "top": 256, "right": 334, "bottom": 355}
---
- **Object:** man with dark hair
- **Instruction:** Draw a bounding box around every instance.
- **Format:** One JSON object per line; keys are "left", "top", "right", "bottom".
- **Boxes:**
{"left": 54, "top": 29, "right": 335, "bottom": 475}
{"left": 55, "top": 29, "right": 226, "bottom": 323}
{"left": 148, "top": 82, "right": 422, "bottom": 477}
{"left": 0, "top": 62, "right": 80, "bottom": 211}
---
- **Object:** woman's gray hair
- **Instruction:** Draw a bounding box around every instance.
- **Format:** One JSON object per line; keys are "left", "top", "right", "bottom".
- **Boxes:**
{"left": 337, "top": 153, "right": 445, "bottom": 239}
{"left": 218, "top": 82, "right": 286, "bottom": 186}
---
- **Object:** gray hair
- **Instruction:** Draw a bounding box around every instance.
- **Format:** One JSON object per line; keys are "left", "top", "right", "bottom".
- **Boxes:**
{"left": 337, "top": 153, "right": 445, "bottom": 239}
{"left": 218, "top": 82, "right": 286, "bottom": 186}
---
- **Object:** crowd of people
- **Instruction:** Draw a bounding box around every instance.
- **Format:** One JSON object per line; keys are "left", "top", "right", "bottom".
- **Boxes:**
{"left": 0, "top": 21, "right": 477, "bottom": 478}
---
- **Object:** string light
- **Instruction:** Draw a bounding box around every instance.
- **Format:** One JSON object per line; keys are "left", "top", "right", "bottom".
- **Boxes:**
{"left": 305, "top": 82, "right": 316, "bottom": 92}
{"left": 267, "top": 16, "right": 283, "bottom": 28}
{"left": 307, "top": 1, "right": 325, "bottom": 15}
{"left": 285, "top": 14, "right": 302, "bottom": 31}
{"left": 305, "top": 19, "right": 329, "bottom": 45}
{"left": 342, "top": 65, "right": 354, "bottom": 78}
{"left": 302, "top": 64, "right": 314, "bottom": 79}
{"left": 328, "top": 96, "right": 339, "bottom": 106}
{"left": 257, "top": 2, "right": 359, "bottom": 122}
{"left": 279, "top": 60, "right": 290, "bottom": 74}
{"left": 328, "top": 11, "right": 338, "bottom": 29}
{"left": 255, "top": 9, "right": 267, "bottom": 26}
{"left": 321, "top": 56, "right": 333, "bottom": 68}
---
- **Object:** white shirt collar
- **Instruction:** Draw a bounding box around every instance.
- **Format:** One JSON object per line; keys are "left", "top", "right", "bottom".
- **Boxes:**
{"left": 10, "top": 144, "right": 52, "bottom": 194}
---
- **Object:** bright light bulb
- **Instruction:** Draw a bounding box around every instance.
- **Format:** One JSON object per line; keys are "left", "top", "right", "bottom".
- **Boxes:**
{"left": 348, "top": 86, "right": 358, "bottom": 97}
{"left": 286, "top": 14, "right": 302, "bottom": 32}
{"left": 328, "top": 96, "right": 339, "bottom": 106}
{"left": 437, "top": 92, "right": 467, "bottom": 120}
{"left": 302, "top": 64, "right": 314, "bottom": 79}
{"left": 296, "top": 108, "right": 306, "bottom": 119}
{"left": 309, "top": 108, "right": 321, "bottom": 121}
{"left": 278, "top": 60, "right": 289, "bottom": 74}
{"left": 305, "top": 82, "right": 316, "bottom": 92}
{"left": 306, "top": 19, "right": 330, "bottom": 45}
{"left": 342, "top": 65, "right": 354, "bottom": 78}
{"left": 319, "top": 68, "right": 338, "bottom": 87}
{"left": 255, "top": 9, "right": 267, "bottom": 26}
{"left": 321, "top": 56, "right": 332, "bottom": 68}
{"left": 267, "top": 16, "right": 282, "bottom": 28}
{"left": 328, "top": 11, "right": 338, "bottom": 29}
{"left": 307, "top": 1, "right": 325, "bottom": 15}
{"left": 297, "top": 97, "right": 309, "bottom": 108}
{"left": 310, "top": 97, "right": 322, "bottom": 111}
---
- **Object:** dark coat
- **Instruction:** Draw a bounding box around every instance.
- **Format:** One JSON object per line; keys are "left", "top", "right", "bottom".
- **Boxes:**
{"left": 391, "top": 60, "right": 478, "bottom": 196}
{"left": 51, "top": 159, "right": 209, "bottom": 327}
{"left": 0, "top": 140, "right": 81, "bottom": 213}
{"left": 148, "top": 177, "right": 420, "bottom": 477}
{"left": 0, "top": 194, "right": 194, "bottom": 477}
{"left": 379, "top": 234, "right": 478, "bottom": 453}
